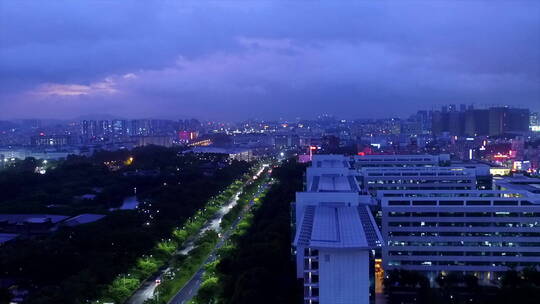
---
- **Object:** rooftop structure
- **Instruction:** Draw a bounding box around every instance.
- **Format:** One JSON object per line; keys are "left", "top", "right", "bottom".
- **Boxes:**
{"left": 0, "top": 233, "right": 18, "bottom": 245}
{"left": 0, "top": 214, "right": 108, "bottom": 235}
{"left": 494, "top": 175, "right": 540, "bottom": 194}
{"left": 0, "top": 214, "right": 70, "bottom": 234}
{"left": 0, "top": 214, "right": 70, "bottom": 225}
{"left": 309, "top": 175, "right": 360, "bottom": 193}
{"left": 295, "top": 174, "right": 373, "bottom": 238}
{"left": 313, "top": 158, "right": 351, "bottom": 169}
{"left": 306, "top": 155, "right": 354, "bottom": 186}
{"left": 295, "top": 205, "right": 382, "bottom": 250}
{"left": 62, "top": 214, "right": 106, "bottom": 227}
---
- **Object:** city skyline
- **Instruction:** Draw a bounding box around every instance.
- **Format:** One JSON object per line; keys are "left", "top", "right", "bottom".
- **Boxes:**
{"left": 1, "top": 103, "right": 538, "bottom": 124}
{"left": 1, "top": 1, "right": 539, "bottom": 120}
{"left": 1, "top": 1, "right": 540, "bottom": 303}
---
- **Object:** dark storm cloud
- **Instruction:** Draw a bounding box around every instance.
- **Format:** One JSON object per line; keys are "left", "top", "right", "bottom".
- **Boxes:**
{"left": 0, "top": 0, "right": 538, "bottom": 119}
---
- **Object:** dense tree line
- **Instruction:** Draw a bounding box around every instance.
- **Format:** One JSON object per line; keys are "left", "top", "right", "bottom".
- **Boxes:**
{"left": 0, "top": 146, "right": 250, "bottom": 303}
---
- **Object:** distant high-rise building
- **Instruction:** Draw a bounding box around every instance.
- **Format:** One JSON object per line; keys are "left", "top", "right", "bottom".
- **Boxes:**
{"left": 431, "top": 111, "right": 446, "bottom": 135}
{"left": 98, "top": 120, "right": 111, "bottom": 135}
{"left": 81, "top": 120, "right": 89, "bottom": 137}
{"left": 418, "top": 110, "right": 430, "bottom": 131}
{"left": 22, "top": 119, "right": 42, "bottom": 129}
{"left": 130, "top": 120, "right": 139, "bottom": 136}
{"left": 464, "top": 109, "right": 489, "bottom": 136}
{"left": 507, "top": 108, "right": 530, "bottom": 132}
{"left": 149, "top": 119, "right": 171, "bottom": 135}
{"left": 81, "top": 120, "right": 98, "bottom": 138}
{"left": 531, "top": 112, "right": 539, "bottom": 126}
{"left": 112, "top": 120, "right": 127, "bottom": 136}
{"left": 401, "top": 121, "right": 421, "bottom": 135}
{"left": 89, "top": 120, "right": 97, "bottom": 137}
{"left": 448, "top": 111, "right": 464, "bottom": 136}
{"left": 273, "top": 134, "right": 289, "bottom": 148}
{"left": 432, "top": 106, "right": 530, "bottom": 136}
{"left": 489, "top": 107, "right": 530, "bottom": 136}
{"left": 130, "top": 119, "right": 151, "bottom": 136}
{"left": 322, "top": 135, "right": 340, "bottom": 151}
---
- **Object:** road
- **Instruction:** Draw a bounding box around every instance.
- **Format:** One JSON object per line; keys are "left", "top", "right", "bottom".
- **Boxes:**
{"left": 127, "top": 165, "right": 269, "bottom": 304}
{"left": 127, "top": 191, "right": 242, "bottom": 304}
{"left": 169, "top": 182, "right": 269, "bottom": 304}
{"left": 127, "top": 272, "right": 161, "bottom": 304}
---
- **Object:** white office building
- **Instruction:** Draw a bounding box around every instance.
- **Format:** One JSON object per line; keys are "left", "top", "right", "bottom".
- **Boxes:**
{"left": 294, "top": 204, "right": 382, "bottom": 304}
{"left": 293, "top": 155, "right": 382, "bottom": 304}
{"left": 358, "top": 166, "right": 477, "bottom": 195}
{"left": 296, "top": 154, "right": 540, "bottom": 294}
{"left": 353, "top": 154, "right": 450, "bottom": 168}
{"left": 379, "top": 190, "right": 540, "bottom": 281}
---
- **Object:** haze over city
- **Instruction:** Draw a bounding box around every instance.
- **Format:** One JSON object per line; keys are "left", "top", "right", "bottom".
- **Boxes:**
{"left": 1, "top": 1, "right": 539, "bottom": 120}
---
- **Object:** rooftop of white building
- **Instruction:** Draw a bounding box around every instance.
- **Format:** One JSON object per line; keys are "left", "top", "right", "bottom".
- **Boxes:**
{"left": 62, "top": 214, "right": 106, "bottom": 227}
{"left": 294, "top": 204, "right": 382, "bottom": 249}
{"left": 313, "top": 159, "right": 350, "bottom": 169}
{"left": 494, "top": 175, "right": 540, "bottom": 193}
{"left": 310, "top": 175, "right": 359, "bottom": 192}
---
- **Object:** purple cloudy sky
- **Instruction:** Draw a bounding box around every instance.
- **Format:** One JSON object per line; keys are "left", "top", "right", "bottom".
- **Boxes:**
{"left": 1, "top": 1, "right": 539, "bottom": 120}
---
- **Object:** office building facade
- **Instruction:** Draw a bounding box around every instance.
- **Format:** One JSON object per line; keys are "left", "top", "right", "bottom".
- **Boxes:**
{"left": 380, "top": 190, "right": 540, "bottom": 281}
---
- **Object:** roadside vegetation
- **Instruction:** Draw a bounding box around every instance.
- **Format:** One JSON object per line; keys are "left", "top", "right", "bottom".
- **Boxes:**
{"left": 144, "top": 230, "right": 220, "bottom": 304}
{"left": 190, "top": 160, "right": 305, "bottom": 304}
{"left": 142, "top": 165, "right": 271, "bottom": 304}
